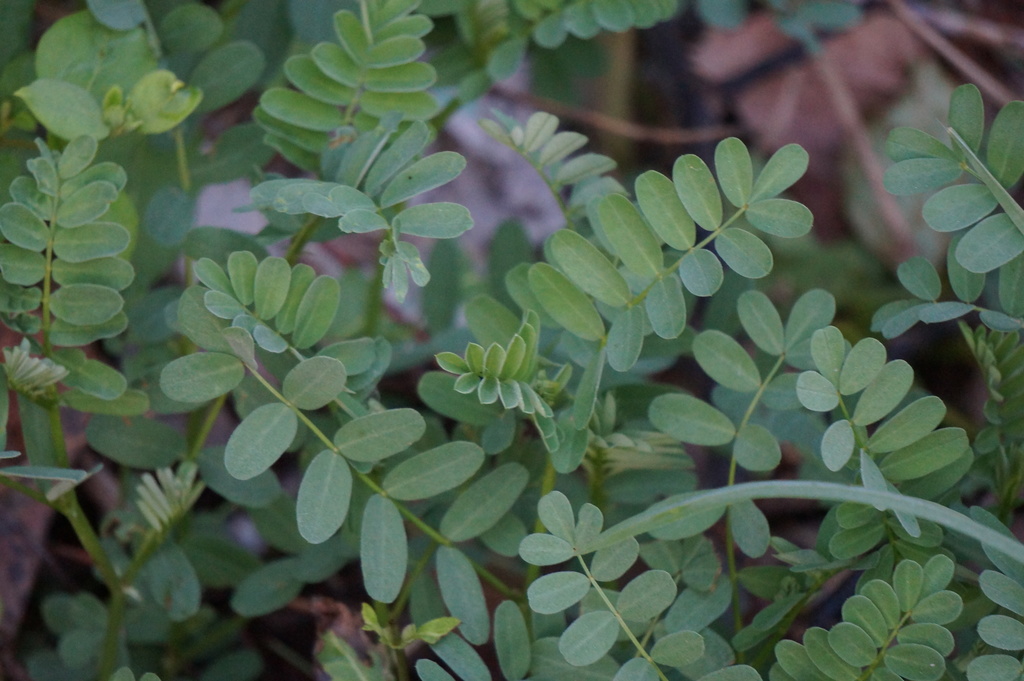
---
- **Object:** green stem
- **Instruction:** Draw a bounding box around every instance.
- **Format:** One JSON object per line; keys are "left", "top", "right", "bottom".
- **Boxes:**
{"left": 0, "top": 475, "right": 51, "bottom": 505}
{"left": 525, "top": 460, "right": 558, "bottom": 588}
{"left": 185, "top": 393, "right": 227, "bottom": 462}
{"left": 579, "top": 556, "right": 669, "bottom": 681}
{"left": 173, "top": 127, "right": 191, "bottom": 192}
{"left": 284, "top": 215, "right": 322, "bottom": 265}
{"left": 362, "top": 252, "right": 386, "bottom": 337}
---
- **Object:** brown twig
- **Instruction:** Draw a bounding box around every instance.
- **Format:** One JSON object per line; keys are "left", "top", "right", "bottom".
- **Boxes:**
{"left": 913, "top": 3, "right": 1024, "bottom": 53}
{"left": 813, "top": 50, "right": 914, "bottom": 263}
{"left": 491, "top": 84, "right": 741, "bottom": 146}
{"left": 887, "top": 0, "right": 1017, "bottom": 107}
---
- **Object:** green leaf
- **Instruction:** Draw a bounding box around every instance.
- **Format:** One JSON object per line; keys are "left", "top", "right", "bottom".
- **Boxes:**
{"left": 528, "top": 571, "right": 591, "bottom": 614}
{"left": 636, "top": 170, "right": 695, "bottom": 249}
{"left": 617, "top": 570, "right": 677, "bottom": 621}
{"left": 441, "top": 463, "right": 529, "bottom": 541}
{"left": 252, "top": 256, "right": 291, "bottom": 319}
{"left": 597, "top": 193, "right": 664, "bottom": 279}
{"left": 796, "top": 371, "right": 839, "bottom": 411}
{"left": 559, "top": 610, "right": 618, "bottom": 667}
{"left": 0, "top": 203, "right": 48, "bottom": 251}
{"left": 335, "top": 409, "right": 425, "bottom": 462}
{"left": 50, "top": 283, "right": 121, "bottom": 326}
{"left": 868, "top": 396, "right": 946, "bottom": 453}
{"left": 53, "top": 222, "right": 129, "bottom": 262}
{"left": 886, "top": 127, "right": 956, "bottom": 162}
{"left": 141, "top": 542, "right": 200, "bottom": 623}
{"left": 828, "top": 622, "right": 878, "bottom": 667}
{"left": 821, "top": 419, "right": 855, "bottom": 471}
{"left": 607, "top": 305, "right": 645, "bottom": 372}
{"left": 839, "top": 337, "right": 887, "bottom": 395}
{"left": 292, "top": 275, "right": 340, "bottom": 348}
{"left": 224, "top": 403, "right": 298, "bottom": 480}
{"left": 555, "top": 153, "right": 616, "bottom": 185}
{"left": 283, "top": 356, "right": 347, "bottom": 410}
{"left": 160, "top": 352, "right": 244, "bottom": 403}
{"left": 549, "top": 230, "right": 631, "bottom": 307}
{"left": 382, "top": 441, "right": 485, "bottom": 501}
{"left": 716, "top": 228, "right": 773, "bottom": 279}
{"left": 573, "top": 346, "right": 605, "bottom": 431}
{"left": 885, "top": 157, "right": 963, "bottom": 196}
{"left": 981, "top": 570, "right": 1024, "bottom": 617}
{"left": 159, "top": 3, "right": 223, "bottom": 53}
{"left": 922, "top": 184, "right": 997, "bottom": 232}
{"left": 192, "top": 41, "right": 265, "bottom": 112}
{"left": 811, "top": 326, "right": 846, "bottom": 385}
{"left": 394, "top": 203, "right": 473, "bottom": 239}
{"left": 716, "top": 137, "right": 754, "bottom": 207}
{"left": 979, "top": 615, "right": 1024, "bottom": 651}
{"left": 949, "top": 83, "right": 984, "bottom": 152}
{"left": 987, "top": 101, "right": 1024, "bottom": 187}
{"left": 673, "top": 154, "right": 722, "bottom": 230}
{"left": 416, "top": 660, "right": 455, "bottom": 681}
{"left": 730, "top": 499, "right": 770, "bottom": 558}
{"left": 296, "top": 450, "right": 352, "bottom": 544}
{"left": 751, "top": 144, "right": 809, "bottom": 201}
{"left": 884, "top": 643, "right": 945, "bottom": 681}
{"left": 519, "top": 533, "right": 575, "bottom": 565}
{"left": 231, "top": 558, "right": 303, "bottom": 617}
{"left": 590, "top": 537, "right": 640, "bottom": 581}
{"left": 746, "top": 199, "right": 812, "bottom": 238}
{"left": 898, "top": 257, "right": 941, "bottom": 300}
{"left": 966, "top": 654, "right": 1022, "bottom": 681}
{"left": 645, "top": 276, "right": 687, "bottom": 339}
{"left": 528, "top": 263, "right": 605, "bottom": 341}
{"left": 85, "top": 415, "right": 181, "bottom": 468}
{"left": 260, "top": 88, "right": 343, "bottom": 132}
{"left": 693, "top": 329, "right": 761, "bottom": 392}
{"left": 538, "top": 491, "right": 575, "bottom": 542}
{"left": 437, "top": 546, "right": 489, "bottom": 645}
{"left": 361, "top": 494, "right": 407, "bottom": 603}
{"left": 738, "top": 290, "right": 784, "bottom": 355}
{"left": 956, "top": 214, "right": 1024, "bottom": 274}
{"left": 494, "top": 601, "right": 531, "bottom": 681}
{"left": 651, "top": 630, "right": 705, "bottom": 668}
{"left": 431, "top": 635, "right": 491, "bottom": 681}
{"left": 698, "top": 666, "right": 763, "bottom": 681}
{"left": 16, "top": 80, "right": 109, "bottom": 140}
{"left": 650, "top": 393, "right": 736, "bottom": 446}
{"left": 679, "top": 248, "right": 724, "bottom": 297}
{"left": 851, "top": 360, "right": 913, "bottom": 426}
{"left": 880, "top": 428, "right": 968, "bottom": 481}
{"left": 380, "top": 152, "right": 465, "bottom": 207}
{"left": 733, "top": 423, "right": 781, "bottom": 473}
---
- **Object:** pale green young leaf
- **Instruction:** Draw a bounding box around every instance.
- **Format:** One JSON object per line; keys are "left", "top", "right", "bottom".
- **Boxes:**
{"left": 821, "top": 419, "right": 856, "bottom": 471}
{"left": 494, "top": 600, "right": 531, "bottom": 681}
{"left": 645, "top": 276, "right": 687, "bottom": 339}
{"left": 733, "top": 424, "right": 781, "bottom": 472}
{"left": 0, "top": 204, "right": 49, "bottom": 252}
{"left": 559, "top": 611, "right": 618, "bottom": 667}
{"left": 716, "top": 227, "right": 773, "bottom": 278}
{"left": 528, "top": 263, "right": 605, "bottom": 341}
{"left": 948, "top": 83, "right": 984, "bottom": 152}
{"left": 796, "top": 371, "right": 839, "bottom": 412}
{"left": 380, "top": 152, "right": 465, "bottom": 207}
{"left": 730, "top": 499, "right": 770, "bottom": 558}
{"left": 282, "top": 356, "right": 346, "bottom": 410}
{"left": 555, "top": 152, "right": 616, "bottom": 185}
{"left": 839, "top": 337, "right": 887, "bottom": 395}
{"left": 394, "top": 203, "right": 473, "bottom": 239}
{"left": 738, "top": 290, "right": 784, "bottom": 355}
{"left": 56, "top": 181, "right": 118, "bottom": 228}
{"left": 382, "top": 441, "right": 485, "bottom": 501}
{"left": 441, "top": 463, "right": 529, "bottom": 541}
{"left": 253, "top": 256, "right": 291, "bottom": 319}
{"left": 650, "top": 393, "right": 736, "bottom": 446}
{"left": 922, "top": 184, "right": 996, "bottom": 232}
{"left": 673, "top": 154, "right": 722, "bottom": 230}
{"left": 527, "top": 571, "right": 591, "bottom": 614}
{"left": 57, "top": 135, "right": 99, "bottom": 179}
{"left": 597, "top": 193, "right": 664, "bottom": 279}
{"left": 851, "top": 360, "right": 913, "bottom": 426}
{"left": 537, "top": 131, "right": 589, "bottom": 167}
{"left": 607, "top": 305, "right": 645, "bottom": 372}
{"left": 160, "top": 352, "right": 244, "bottom": 403}
{"left": 334, "top": 409, "right": 425, "bottom": 462}
{"left": 635, "top": 170, "right": 695, "bottom": 249}
{"left": 867, "top": 396, "right": 946, "bottom": 453}
{"left": 548, "top": 230, "right": 631, "bottom": 307}
{"left": 523, "top": 112, "right": 559, "bottom": 152}
{"left": 361, "top": 494, "right": 407, "bottom": 603}
{"left": 750, "top": 143, "right": 809, "bottom": 201}
{"left": 296, "top": 450, "right": 352, "bottom": 544}
{"left": 898, "top": 257, "right": 941, "bottom": 301}
{"left": 16, "top": 80, "right": 109, "bottom": 140}
{"left": 679, "top": 248, "right": 724, "bottom": 297}
{"left": 590, "top": 537, "right": 640, "bottom": 581}
{"left": 224, "top": 403, "right": 297, "bottom": 480}
{"left": 437, "top": 546, "right": 489, "bottom": 644}
{"left": 693, "top": 329, "right": 761, "bottom": 393}
{"left": 618, "top": 570, "right": 677, "bottom": 621}
{"left": 651, "top": 630, "right": 705, "bottom": 668}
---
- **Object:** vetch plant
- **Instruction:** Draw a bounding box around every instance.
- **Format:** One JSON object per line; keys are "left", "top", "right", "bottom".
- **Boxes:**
{"left": 1, "top": 2, "right": 1024, "bottom": 681}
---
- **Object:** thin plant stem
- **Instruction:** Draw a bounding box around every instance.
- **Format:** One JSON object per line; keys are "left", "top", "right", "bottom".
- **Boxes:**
{"left": 174, "top": 128, "right": 191, "bottom": 192}
{"left": 185, "top": 393, "right": 227, "bottom": 462}
{"left": 362, "top": 252, "right": 387, "bottom": 337}
{"left": 524, "top": 460, "right": 558, "bottom": 588}
{"left": 284, "top": 215, "right": 322, "bottom": 265}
